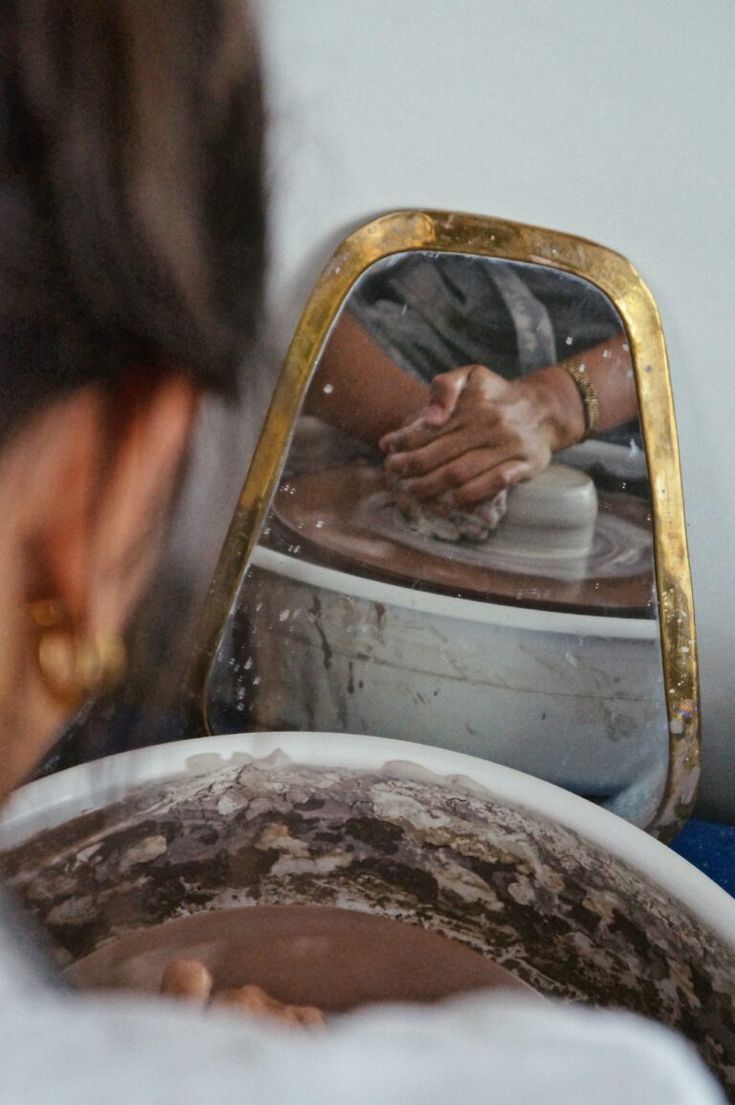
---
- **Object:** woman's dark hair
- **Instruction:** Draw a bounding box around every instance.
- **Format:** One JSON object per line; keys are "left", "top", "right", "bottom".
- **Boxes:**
{"left": 0, "top": 0, "right": 265, "bottom": 439}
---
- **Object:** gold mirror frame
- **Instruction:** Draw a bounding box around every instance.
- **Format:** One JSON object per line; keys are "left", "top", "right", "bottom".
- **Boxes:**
{"left": 186, "top": 210, "right": 699, "bottom": 841}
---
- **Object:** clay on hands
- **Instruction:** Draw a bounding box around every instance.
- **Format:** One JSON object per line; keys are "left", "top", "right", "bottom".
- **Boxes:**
{"left": 384, "top": 371, "right": 511, "bottom": 543}
{"left": 380, "top": 366, "right": 561, "bottom": 514}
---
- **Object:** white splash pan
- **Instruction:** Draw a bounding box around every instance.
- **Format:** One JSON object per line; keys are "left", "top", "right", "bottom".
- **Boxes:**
{"left": 233, "top": 548, "right": 667, "bottom": 812}
{"left": 252, "top": 546, "right": 658, "bottom": 640}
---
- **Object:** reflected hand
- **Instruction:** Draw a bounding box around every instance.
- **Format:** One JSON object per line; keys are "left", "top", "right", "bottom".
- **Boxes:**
{"left": 379, "top": 365, "right": 562, "bottom": 507}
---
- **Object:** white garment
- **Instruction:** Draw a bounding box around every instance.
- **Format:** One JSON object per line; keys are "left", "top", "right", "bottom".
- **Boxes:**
{"left": 0, "top": 904, "right": 724, "bottom": 1105}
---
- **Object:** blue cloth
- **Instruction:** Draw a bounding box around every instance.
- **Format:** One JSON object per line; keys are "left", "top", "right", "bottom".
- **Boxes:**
{"left": 670, "top": 818, "right": 735, "bottom": 897}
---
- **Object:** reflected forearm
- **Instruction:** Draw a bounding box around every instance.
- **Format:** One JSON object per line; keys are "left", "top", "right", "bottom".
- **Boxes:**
{"left": 534, "top": 333, "right": 638, "bottom": 451}
{"left": 305, "top": 312, "right": 428, "bottom": 447}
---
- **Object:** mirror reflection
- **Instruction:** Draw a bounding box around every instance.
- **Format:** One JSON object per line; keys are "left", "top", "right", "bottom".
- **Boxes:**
{"left": 209, "top": 252, "right": 668, "bottom": 826}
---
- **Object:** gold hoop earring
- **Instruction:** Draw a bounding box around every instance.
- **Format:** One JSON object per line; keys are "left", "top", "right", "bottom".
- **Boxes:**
{"left": 29, "top": 600, "right": 127, "bottom": 708}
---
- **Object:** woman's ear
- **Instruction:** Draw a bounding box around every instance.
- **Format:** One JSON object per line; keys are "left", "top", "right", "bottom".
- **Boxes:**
{"left": 34, "top": 370, "right": 201, "bottom": 642}
{"left": 0, "top": 371, "right": 200, "bottom": 794}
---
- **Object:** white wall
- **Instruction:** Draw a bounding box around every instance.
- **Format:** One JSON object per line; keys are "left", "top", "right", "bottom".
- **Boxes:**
{"left": 255, "top": 0, "right": 735, "bottom": 817}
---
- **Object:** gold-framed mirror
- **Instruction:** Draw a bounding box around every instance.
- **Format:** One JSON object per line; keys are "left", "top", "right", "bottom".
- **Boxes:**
{"left": 186, "top": 211, "right": 699, "bottom": 840}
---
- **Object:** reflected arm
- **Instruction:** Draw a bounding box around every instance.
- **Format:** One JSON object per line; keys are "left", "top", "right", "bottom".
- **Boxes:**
{"left": 304, "top": 312, "right": 428, "bottom": 447}
{"left": 540, "top": 332, "right": 638, "bottom": 446}
{"left": 304, "top": 309, "right": 639, "bottom": 508}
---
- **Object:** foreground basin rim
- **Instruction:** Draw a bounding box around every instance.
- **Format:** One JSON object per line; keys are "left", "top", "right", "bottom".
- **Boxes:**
{"left": 0, "top": 730, "right": 731, "bottom": 952}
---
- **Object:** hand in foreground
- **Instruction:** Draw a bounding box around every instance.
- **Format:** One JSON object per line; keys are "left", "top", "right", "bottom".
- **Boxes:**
{"left": 379, "top": 364, "right": 574, "bottom": 508}
{"left": 160, "top": 957, "right": 326, "bottom": 1029}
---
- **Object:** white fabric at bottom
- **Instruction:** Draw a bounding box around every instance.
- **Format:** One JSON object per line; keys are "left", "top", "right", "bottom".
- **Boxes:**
{"left": 0, "top": 968, "right": 724, "bottom": 1105}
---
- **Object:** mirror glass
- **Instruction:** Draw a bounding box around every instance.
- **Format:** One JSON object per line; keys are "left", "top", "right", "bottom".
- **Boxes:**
{"left": 207, "top": 250, "right": 668, "bottom": 826}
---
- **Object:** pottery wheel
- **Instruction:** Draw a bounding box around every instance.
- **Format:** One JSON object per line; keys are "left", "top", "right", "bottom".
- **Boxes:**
{"left": 268, "top": 465, "right": 656, "bottom": 617}
{"left": 382, "top": 498, "right": 649, "bottom": 581}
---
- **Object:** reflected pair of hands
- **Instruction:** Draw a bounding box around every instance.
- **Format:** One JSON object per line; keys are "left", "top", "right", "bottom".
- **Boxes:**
{"left": 379, "top": 364, "right": 572, "bottom": 514}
